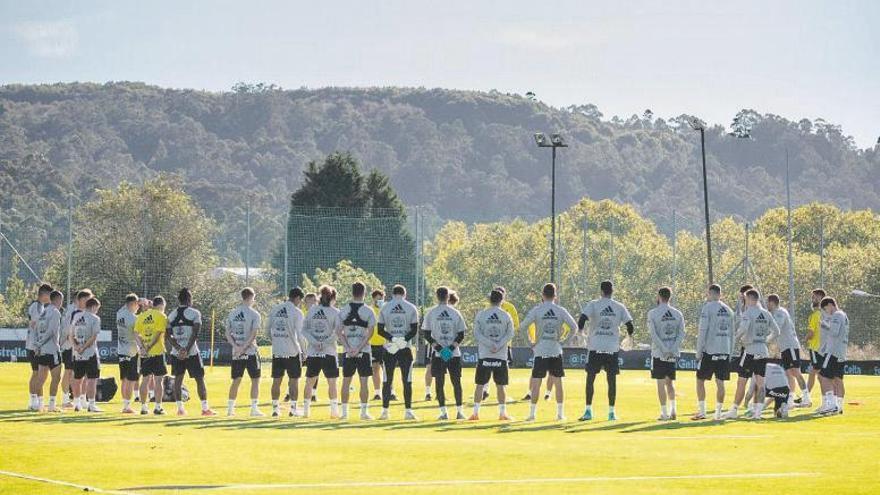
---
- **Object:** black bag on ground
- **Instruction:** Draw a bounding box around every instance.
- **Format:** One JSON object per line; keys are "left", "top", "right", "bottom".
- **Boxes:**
{"left": 96, "top": 377, "right": 118, "bottom": 402}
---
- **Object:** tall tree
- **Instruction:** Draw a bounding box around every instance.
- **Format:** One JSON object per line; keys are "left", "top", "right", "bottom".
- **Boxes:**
{"left": 280, "top": 153, "right": 415, "bottom": 294}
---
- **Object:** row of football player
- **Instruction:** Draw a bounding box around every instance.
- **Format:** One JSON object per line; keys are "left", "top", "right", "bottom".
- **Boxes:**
{"left": 23, "top": 280, "right": 848, "bottom": 421}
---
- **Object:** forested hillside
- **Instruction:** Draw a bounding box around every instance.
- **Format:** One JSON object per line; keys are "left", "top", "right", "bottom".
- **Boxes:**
{"left": 1, "top": 82, "right": 877, "bottom": 264}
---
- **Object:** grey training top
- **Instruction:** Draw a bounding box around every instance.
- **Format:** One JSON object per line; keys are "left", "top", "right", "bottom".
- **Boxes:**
{"left": 474, "top": 306, "right": 514, "bottom": 361}
{"left": 696, "top": 300, "right": 734, "bottom": 356}
{"left": 520, "top": 301, "right": 578, "bottom": 358}
{"left": 647, "top": 303, "right": 685, "bottom": 361}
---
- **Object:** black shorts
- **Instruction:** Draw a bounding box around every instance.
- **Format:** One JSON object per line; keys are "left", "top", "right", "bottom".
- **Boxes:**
{"left": 766, "top": 386, "right": 791, "bottom": 411}
{"left": 780, "top": 348, "right": 801, "bottom": 370}
{"left": 810, "top": 350, "right": 824, "bottom": 370}
{"left": 696, "top": 353, "right": 730, "bottom": 381}
{"left": 231, "top": 354, "right": 261, "bottom": 379}
{"left": 305, "top": 355, "right": 339, "bottom": 379}
{"left": 532, "top": 356, "right": 565, "bottom": 379}
{"left": 27, "top": 349, "right": 38, "bottom": 371}
{"left": 73, "top": 356, "right": 100, "bottom": 379}
{"left": 740, "top": 354, "right": 767, "bottom": 377}
{"left": 475, "top": 358, "right": 509, "bottom": 386}
{"left": 36, "top": 352, "right": 62, "bottom": 369}
{"left": 430, "top": 355, "right": 462, "bottom": 378}
{"left": 170, "top": 354, "right": 205, "bottom": 379}
{"left": 62, "top": 349, "right": 74, "bottom": 369}
{"left": 271, "top": 355, "right": 302, "bottom": 379}
{"left": 118, "top": 355, "right": 140, "bottom": 381}
{"left": 731, "top": 352, "right": 752, "bottom": 379}
{"left": 424, "top": 345, "right": 434, "bottom": 362}
{"left": 370, "top": 345, "right": 385, "bottom": 364}
{"left": 140, "top": 355, "right": 168, "bottom": 377}
{"left": 651, "top": 358, "right": 676, "bottom": 380}
{"left": 585, "top": 351, "right": 620, "bottom": 375}
{"left": 819, "top": 354, "right": 845, "bottom": 379}
{"left": 342, "top": 353, "right": 372, "bottom": 378}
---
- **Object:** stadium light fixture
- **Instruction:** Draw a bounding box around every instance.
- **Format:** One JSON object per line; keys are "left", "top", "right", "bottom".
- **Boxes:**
{"left": 534, "top": 131, "right": 568, "bottom": 284}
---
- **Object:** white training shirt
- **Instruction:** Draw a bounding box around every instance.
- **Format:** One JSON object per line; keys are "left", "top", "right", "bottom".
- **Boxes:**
{"left": 336, "top": 301, "right": 377, "bottom": 354}
{"left": 520, "top": 301, "right": 578, "bottom": 358}
{"left": 226, "top": 304, "right": 261, "bottom": 357}
{"left": 764, "top": 362, "right": 788, "bottom": 390}
{"left": 378, "top": 296, "right": 420, "bottom": 350}
{"left": 302, "top": 304, "right": 340, "bottom": 357}
{"left": 772, "top": 306, "right": 800, "bottom": 352}
{"left": 473, "top": 306, "right": 514, "bottom": 361}
{"left": 73, "top": 312, "right": 100, "bottom": 361}
{"left": 168, "top": 306, "right": 202, "bottom": 357}
{"left": 26, "top": 301, "right": 46, "bottom": 351}
{"left": 821, "top": 309, "right": 849, "bottom": 360}
{"left": 116, "top": 306, "right": 139, "bottom": 357}
{"left": 268, "top": 300, "right": 304, "bottom": 358}
{"left": 581, "top": 297, "right": 633, "bottom": 353}
{"left": 36, "top": 304, "right": 63, "bottom": 355}
{"left": 736, "top": 305, "right": 780, "bottom": 358}
{"left": 696, "top": 300, "right": 735, "bottom": 356}
{"left": 422, "top": 303, "right": 467, "bottom": 358}
{"left": 647, "top": 303, "right": 685, "bottom": 361}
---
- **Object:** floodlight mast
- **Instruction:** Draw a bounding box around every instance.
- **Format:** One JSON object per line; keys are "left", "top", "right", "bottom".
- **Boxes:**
{"left": 534, "top": 132, "right": 568, "bottom": 284}
{"left": 690, "top": 118, "right": 714, "bottom": 285}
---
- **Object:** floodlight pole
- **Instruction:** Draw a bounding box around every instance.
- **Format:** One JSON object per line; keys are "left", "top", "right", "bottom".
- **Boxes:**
{"left": 699, "top": 126, "right": 714, "bottom": 285}
{"left": 551, "top": 145, "right": 557, "bottom": 284}
{"left": 535, "top": 133, "right": 567, "bottom": 285}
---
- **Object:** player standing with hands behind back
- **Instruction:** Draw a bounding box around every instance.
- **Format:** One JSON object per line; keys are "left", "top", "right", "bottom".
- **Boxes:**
{"left": 647, "top": 287, "right": 685, "bottom": 421}
{"left": 577, "top": 280, "right": 634, "bottom": 421}
{"left": 520, "top": 283, "right": 578, "bottom": 422}
{"left": 377, "top": 284, "right": 420, "bottom": 420}
{"left": 226, "top": 287, "right": 263, "bottom": 417}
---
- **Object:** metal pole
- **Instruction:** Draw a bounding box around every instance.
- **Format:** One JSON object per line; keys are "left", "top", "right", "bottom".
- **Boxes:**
{"left": 581, "top": 219, "right": 588, "bottom": 303}
{"left": 819, "top": 217, "right": 825, "bottom": 288}
{"left": 671, "top": 209, "right": 677, "bottom": 294}
{"left": 744, "top": 222, "right": 750, "bottom": 284}
{"left": 245, "top": 198, "right": 251, "bottom": 286}
{"left": 700, "top": 128, "right": 714, "bottom": 284}
{"left": 785, "top": 149, "right": 796, "bottom": 323}
{"left": 0, "top": 206, "right": 4, "bottom": 295}
{"left": 610, "top": 217, "right": 616, "bottom": 282}
{"left": 550, "top": 146, "right": 556, "bottom": 284}
{"left": 283, "top": 212, "right": 289, "bottom": 295}
{"left": 66, "top": 197, "right": 73, "bottom": 305}
{"left": 414, "top": 206, "right": 420, "bottom": 307}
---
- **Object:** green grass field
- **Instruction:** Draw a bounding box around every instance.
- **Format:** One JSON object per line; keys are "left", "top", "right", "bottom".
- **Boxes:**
{"left": 1, "top": 362, "right": 878, "bottom": 494}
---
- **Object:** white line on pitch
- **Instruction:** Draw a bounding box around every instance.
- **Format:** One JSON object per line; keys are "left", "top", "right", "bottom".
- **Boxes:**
{"left": 0, "top": 469, "right": 141, "bottom": 495}
{"left": 176, "top": 472, "right": 818, "bottom": 491}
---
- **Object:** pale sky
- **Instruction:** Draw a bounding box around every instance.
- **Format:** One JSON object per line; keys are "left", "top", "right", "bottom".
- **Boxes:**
{"left": 2, "top": 1, "right": 877, "bottom": 148}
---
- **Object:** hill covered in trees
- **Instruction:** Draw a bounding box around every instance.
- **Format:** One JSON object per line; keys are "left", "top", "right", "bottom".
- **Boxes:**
{"left": 1, "top": 82, "right": 878, "bottom": 265}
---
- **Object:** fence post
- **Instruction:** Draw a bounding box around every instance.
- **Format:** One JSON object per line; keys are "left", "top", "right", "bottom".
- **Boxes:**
{"left": 283, "top": 212, "right": 289, "bottom": 295}
{"left": 581, "top": 218, "right": 588, "bottom": 304}
{"left": 671, "top": 209, "right": 677, "bottom": 296}
{"left": 66, "top": 197, "right": 73, "bottom": 305}
{"left": 609, "top": 217, "right": 616, "bottom": 283}
{"left": 245, "top": 198, "right": 251, "bottom": 286}
{"left": 819, "top": 216, "right": 825, "bottom": 288}
{"left": 0, "top": 206, "right": 4, "bottom": 295}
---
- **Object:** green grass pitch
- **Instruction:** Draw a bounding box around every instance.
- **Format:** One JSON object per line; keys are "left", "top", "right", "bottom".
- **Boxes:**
{"left": 0, "top": 362, "right": 878, "bottom": 494}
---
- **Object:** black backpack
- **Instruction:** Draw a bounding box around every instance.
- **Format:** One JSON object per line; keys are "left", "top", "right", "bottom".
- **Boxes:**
{"left": 95, "top": 377, "right": 118, "bottom": 402}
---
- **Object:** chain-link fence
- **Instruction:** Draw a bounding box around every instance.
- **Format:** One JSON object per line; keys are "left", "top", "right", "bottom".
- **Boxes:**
{"left": 2, "top": 198, "right": 879, "bottom": 360}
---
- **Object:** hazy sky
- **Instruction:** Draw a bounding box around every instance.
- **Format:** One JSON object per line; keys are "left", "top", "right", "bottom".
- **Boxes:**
{"left": 2, "top": 1, "right": 877, "bottom": 147}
